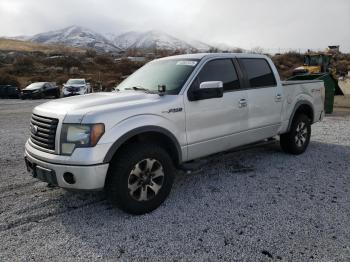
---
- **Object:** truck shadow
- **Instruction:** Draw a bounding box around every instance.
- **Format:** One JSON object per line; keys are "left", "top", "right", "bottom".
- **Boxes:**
{"left": 55, "top": 140, "right": 350, "bottom": 259}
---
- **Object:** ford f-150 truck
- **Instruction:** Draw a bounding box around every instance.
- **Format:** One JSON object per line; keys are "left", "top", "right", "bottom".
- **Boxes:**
{"left": 25, "top": 53, "right": 325, "bottom": 215}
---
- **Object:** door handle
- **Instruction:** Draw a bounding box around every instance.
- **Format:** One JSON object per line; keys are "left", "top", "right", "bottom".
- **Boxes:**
{"left": 239, "top": 99, "right": 247, "bottom": 108}
{"left": 275, "top": 94, "right": 282, "bottom": 102}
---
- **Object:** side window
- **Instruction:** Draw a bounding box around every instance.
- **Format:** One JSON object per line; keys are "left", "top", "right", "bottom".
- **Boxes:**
{"left": 193, "top": 59, "right": 240, "bottom": 91}
{"left": 240, "top": 58, "right": 276, "bottom": 88}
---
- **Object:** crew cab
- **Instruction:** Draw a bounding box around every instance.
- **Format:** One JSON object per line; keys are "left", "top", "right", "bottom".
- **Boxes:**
{"left": 24, "top": 53, "right": 325, "bottom": 215}
{"left": 62, "top": 79, "right": 91, "bottom": 97}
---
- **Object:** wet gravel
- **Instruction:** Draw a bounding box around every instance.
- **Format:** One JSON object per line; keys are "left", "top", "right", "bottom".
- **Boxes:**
{"left": 0, "top": 99, "right": 349, "bottom": 261}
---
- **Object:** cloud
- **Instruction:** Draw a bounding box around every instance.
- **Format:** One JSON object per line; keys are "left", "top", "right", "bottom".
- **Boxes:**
{"left": 0, "top": 0, "right": 349, "bottom": 52}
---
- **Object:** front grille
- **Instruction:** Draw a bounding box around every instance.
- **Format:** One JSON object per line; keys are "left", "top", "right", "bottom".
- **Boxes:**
{"left": 66, "top": 86, "right": 80, "bottom": 92}
{"left": 30, "top": 114, "right": 58, "bottom": 151}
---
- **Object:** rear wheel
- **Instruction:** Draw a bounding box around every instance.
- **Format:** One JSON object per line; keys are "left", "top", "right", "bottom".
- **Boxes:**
{"left": 280, "top": 114, "right": 311, "bottom": 155}
{"left": 105, "top": 143, "right": 175, "bottom": 215}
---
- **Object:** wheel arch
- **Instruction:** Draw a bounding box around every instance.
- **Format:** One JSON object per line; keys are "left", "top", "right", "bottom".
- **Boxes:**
{"left": 103, "top": 126, "right": 182, "bottom": 166}
{"left": 287, "top": 100, "right": 314, "bottom": 132}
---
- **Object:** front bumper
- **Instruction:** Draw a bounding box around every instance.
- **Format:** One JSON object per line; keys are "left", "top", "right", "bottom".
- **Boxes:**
{"left": 63, "top": 92, "right": 81, "bottom": 97}
{"left": 63, "top": 89, "right": 85, "bottom": 97}
{"left": 22, "top": 92, "right": 41, "bottom": 99}
{"left": 25, "top": 149, "right": 109, "bottom": 190}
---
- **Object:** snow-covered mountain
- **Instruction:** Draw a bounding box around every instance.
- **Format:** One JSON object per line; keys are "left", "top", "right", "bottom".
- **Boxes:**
{"left": 184, "top": 39, "right": 213, "bottom": 52}
{"left": 11, "top": 26, "right": 219, "bottom": 53}
{"left": 29, "top": 26, "right": 122, "bottom": 53}
{"left": 111, "top": 30, "right": 195, "bottom": 51}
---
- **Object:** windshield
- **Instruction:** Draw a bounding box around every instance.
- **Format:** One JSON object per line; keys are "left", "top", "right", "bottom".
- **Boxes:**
{"left": 117, "top": 59, "right": 199, "bottom": 94}
{"left": 67, "top": 79, "right": 85, "bottom": 85}
{"left": 305, "top": 55, "right": 321, "bottom": 66}
{"left": 24, "top": 83, "right": 44, "bottom": 90}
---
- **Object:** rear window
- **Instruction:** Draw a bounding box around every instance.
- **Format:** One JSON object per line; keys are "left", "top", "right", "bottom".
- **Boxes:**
{"left": 240, "top": 58, "right": 276, "bottom": 88}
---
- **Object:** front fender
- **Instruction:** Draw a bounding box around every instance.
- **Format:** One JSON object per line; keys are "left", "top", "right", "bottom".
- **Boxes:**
{"left": 98, "top": 114, "right": 186, "bottom": 163}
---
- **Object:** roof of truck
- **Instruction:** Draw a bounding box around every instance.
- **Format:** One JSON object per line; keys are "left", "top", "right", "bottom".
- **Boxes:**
{"left": 158, "top": 53, "right": 268, "bottom": 61}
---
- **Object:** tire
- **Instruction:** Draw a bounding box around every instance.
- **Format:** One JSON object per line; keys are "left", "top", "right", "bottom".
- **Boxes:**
{"left": 280, "top": 114, "right": 311, "bottom": 155}
{"left": 105, "top": 142, "right": 175, "bottom": 215}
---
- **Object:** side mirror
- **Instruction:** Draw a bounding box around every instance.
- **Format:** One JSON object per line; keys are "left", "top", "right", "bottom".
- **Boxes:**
{"left": 188, "top": 81, "right": 223, "bottom": 101}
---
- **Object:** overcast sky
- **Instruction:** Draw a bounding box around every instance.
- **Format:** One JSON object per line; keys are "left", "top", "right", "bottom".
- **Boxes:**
{"left": 1, "top": 0, "right": 350, "bottom": 52}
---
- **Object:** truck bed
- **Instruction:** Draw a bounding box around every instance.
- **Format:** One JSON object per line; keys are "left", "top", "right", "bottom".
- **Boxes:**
{"left": 279, "top": 79, "right": 325, "bottom": 134}
{"left": 281, "top": 80, "right": 324, "bottom": 86}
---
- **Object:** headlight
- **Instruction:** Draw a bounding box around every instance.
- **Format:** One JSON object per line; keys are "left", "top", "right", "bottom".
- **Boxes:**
{"left": 32, "top": 90, "right": 39, "bottom": 93}
{"left": 60, "top": 123, "right": 105, "bottom": 155}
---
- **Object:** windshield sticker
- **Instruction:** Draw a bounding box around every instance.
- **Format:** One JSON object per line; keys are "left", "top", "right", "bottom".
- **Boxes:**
{"left": 176, "top": 61, "right": 198, "bottom": 66}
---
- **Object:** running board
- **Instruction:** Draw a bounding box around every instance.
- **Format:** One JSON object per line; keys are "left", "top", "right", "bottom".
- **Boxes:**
{"left": 178, "top": 138, "right": 277, "bottom": 174}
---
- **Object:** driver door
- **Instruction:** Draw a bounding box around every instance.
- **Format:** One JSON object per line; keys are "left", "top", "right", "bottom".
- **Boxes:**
{"left": 184, "top": 58, "right": 249, "bottom": 161}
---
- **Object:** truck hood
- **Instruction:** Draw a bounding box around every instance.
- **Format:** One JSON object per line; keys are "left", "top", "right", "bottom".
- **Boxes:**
{"left": 33, "top": 91, "right": 160, "bottom": 123}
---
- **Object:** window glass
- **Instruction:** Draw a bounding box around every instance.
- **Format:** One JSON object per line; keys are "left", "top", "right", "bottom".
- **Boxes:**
{"left": 24, "top": 82, "right": 45, "bottom": 90}
{"left": 118, "top": 59, "right": 199, "bottom": 95}
{"left": 240, "top": 59, "right": 276, "bottom": 87}
{"left": 194, "top": 59, "right": 240, "bottom": 91}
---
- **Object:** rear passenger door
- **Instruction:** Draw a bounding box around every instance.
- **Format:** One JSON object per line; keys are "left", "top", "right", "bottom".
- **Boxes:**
{"left": 238, "top": 58, "right": 283, "bottom": 139}
{"left": 184, "top": 58, "right": 249, "bottom": 160}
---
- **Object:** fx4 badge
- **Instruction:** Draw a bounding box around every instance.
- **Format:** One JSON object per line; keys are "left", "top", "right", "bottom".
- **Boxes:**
{"left": 162, "top": 107, "right": 183, "bottom": 113}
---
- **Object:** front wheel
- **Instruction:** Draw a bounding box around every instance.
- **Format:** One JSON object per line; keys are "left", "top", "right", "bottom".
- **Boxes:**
{"left": 105, "top": 143, "right": 175, "bottom": 215}
{"left": 280, "top": 114, "right": 311, "bottom": 155}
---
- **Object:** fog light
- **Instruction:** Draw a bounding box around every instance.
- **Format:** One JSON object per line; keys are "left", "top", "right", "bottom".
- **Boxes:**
{"left": 63, "top": 172, "right": 75, "bottom": 184}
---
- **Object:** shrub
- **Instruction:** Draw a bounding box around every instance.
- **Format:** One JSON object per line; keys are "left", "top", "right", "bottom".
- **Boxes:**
{"left": 94, "top": 55, "right": 114, "bottom": 65}
{"left": 0, "top": 74, "right": 20, "bottom": 87}
{"left": 42, "top": 56, "right": 82, "bottom": 71}
{"left": 86, "top": 49, "right": 97, "bottom": 58}
{"left": 114, "top": 59, "right": 144, "bottom": 76}
{"left": 13, "top": 56, "right": 35, "bottom": 74}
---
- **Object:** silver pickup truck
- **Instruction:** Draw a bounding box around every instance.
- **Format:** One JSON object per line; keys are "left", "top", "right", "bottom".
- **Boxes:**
{"left": 25, "top": 53, "right": 325, "bottom": 214}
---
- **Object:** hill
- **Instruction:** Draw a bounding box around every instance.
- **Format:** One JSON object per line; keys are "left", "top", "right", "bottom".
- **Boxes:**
{"left": 11, "top": 26, "right": 219, "bottom": 53}
{"left": 110, "top": 30, "right": 209, "bottom": 51}
{"left": 0, "top": 38, "right": 85, "bottom": 54}
{"left": 29, "top": 26, "right": 122, "bottom": 53}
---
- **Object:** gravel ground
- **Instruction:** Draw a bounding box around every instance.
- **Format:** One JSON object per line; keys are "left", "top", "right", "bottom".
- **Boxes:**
{"left": 0, "top": 99, "right": 349, "bottom": 261}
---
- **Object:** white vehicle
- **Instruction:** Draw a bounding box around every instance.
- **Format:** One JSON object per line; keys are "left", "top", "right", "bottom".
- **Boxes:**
{"left": 25, "top": 53, "right": 325, "bottom": 214}
{"left": 62, "top": 79, "right": 91, "bottom": 97}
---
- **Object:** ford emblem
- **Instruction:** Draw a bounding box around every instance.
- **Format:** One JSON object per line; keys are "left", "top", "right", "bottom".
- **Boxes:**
{"left": 30, "top": 124, "right": 38, "bottom": 134}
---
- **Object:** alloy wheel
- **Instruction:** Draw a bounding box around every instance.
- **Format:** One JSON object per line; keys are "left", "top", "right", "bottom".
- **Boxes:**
{"left": 127, "top": 158, "right": 165, "bottom": 201}
{"left": 294, "top": 122, "right": 308, "bottom": 147}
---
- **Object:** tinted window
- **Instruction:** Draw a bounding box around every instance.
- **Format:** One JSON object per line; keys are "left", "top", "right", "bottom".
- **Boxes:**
{"left": 194, "top": 59, "right": 240, "bottom": 91}
{"left": 240, "top": 58, "right": 276, "bottom": 87}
